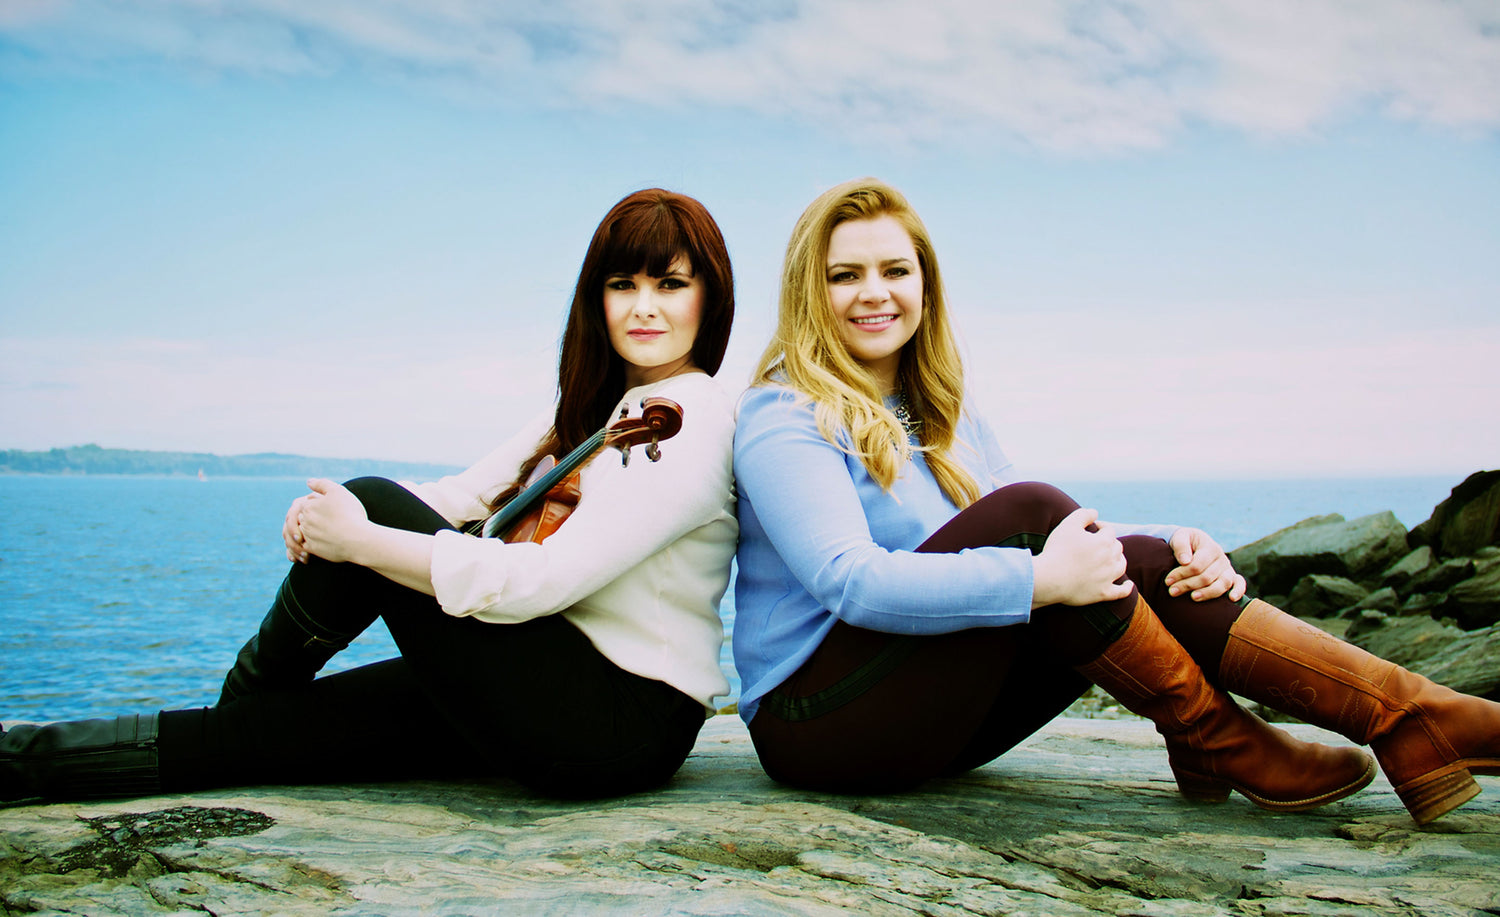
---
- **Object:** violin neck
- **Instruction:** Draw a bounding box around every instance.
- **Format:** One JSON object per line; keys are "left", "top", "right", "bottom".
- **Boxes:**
{"left": 481, "top": 428, "right": 606, "bottom": 539}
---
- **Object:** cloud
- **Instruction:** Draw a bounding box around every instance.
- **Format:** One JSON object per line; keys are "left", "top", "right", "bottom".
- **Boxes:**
{"left": 4, "top": 0, "right": 1496, "bottom": 150}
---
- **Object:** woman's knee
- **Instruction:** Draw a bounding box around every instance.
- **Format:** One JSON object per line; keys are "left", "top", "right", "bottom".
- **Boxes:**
{"left": 919, "top": 481, "right": 1081, "bottom": 553}
{"left": 1122, "top": 534, "right": 1175, "bottom": 576}
{"left": 1122, "top": 534, "right": 1176, "bottom": 603}
{"left": 343, "top": 476, "right": 404, "bottom": 504}
{"left": 343, "top": 477, "right": 452, "bottom": 534}
{"left": 991, "top": 482, "right": 1081, "bottom": 520}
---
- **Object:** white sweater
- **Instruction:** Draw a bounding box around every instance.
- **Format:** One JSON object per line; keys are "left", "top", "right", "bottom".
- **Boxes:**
{"left": 402, "top": 372, "right": 737, "bottom": 710}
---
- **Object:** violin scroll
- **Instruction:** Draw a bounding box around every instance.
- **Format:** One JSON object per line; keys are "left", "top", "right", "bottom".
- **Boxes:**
{"left": 604, "top": 396, "right": 684, "bottom": 466}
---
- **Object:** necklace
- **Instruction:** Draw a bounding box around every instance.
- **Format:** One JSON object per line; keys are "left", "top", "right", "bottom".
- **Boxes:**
{"left": 891, "top": 389, "right": 920, "bottom": 437}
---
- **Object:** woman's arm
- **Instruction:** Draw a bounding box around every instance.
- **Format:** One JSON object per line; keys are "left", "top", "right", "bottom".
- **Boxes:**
{"left": 426, "top": 374, "right": 737, "bottom": 622}
{"left": 736, "top": 386, "right": 1042, "bottom": 634}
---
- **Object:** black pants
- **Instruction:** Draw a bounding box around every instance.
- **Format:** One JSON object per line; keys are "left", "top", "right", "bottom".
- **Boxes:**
{"left": 158, "top": 478, "right": 706, "bottom": 798}
{"left": 748, "top": 482, "right": 1243, "bottom": 793}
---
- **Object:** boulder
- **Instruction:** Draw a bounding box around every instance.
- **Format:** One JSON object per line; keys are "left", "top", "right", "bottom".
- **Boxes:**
{"left": 1352, "top": 586, "right": 1400, "bottom": 615}
{"left": 1252, "top": 512, "right": 1409, "bottom": 596}
{"left": 1397, "top": 591, "right": 1445, "bottom": 617}
{"left": 1417, "top": 623, "right": 1500, "bottom": 699}
{"left": 1409, "top": 469, "right": 1500, "bottom": 557}
{"left": 1406, "top": 557, "right": 1475, "bottom": 597}
{"left": 1346, "top": 613, "right": 1464, "bottom": 669}
{"left": 1227, "top": 513, "right": 1343, "bottom": 582}
{"left": 1284, "top": 575, "right": 1369, "bottom": 618}
{"left": 1435, "top": 562, "right": 1500, "bottom": 631}
{"left": 1379, "top": 545, "right": 1433, "bottom": 592}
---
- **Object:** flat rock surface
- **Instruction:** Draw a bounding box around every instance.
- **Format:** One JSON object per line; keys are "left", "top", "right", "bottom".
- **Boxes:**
{"left": 3, "top": 715, "right": 1497, "bottom": 916}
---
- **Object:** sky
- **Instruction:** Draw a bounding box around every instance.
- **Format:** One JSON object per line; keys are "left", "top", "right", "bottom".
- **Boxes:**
{"left": 1, "top": 0, "right": 1497, "bottom": 481}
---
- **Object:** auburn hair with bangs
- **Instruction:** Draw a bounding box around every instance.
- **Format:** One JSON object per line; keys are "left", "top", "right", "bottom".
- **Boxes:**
{"left": 490, "top": 188, "right": 735, "bottom": 512}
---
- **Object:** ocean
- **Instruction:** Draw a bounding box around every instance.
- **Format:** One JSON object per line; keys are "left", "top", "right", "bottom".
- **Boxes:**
{"left": 0, "top": 473, "right": 1464, "bottom": 724}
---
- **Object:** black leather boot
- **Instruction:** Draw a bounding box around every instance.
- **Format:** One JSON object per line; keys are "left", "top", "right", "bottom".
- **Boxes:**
{"left": 217, "top": 576, "right": 362, "bottom": 705}
{"left": 1, "top": 714, "right": 160, "bottom": 803}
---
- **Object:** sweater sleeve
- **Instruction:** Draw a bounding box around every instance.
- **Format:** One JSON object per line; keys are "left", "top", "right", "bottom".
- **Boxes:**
{"left": 734, "top": 386, "right": 1033, "bottom": 634}
{"left": 428, "top": 375, "right": 736, "bottom": 622}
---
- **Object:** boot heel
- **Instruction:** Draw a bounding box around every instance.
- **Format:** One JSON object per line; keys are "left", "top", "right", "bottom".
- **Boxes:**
{"left": 1397, "top": 768, "right": 1481, "bottom": 826}
{"left": 1172, "top": 767, "right": 1231, "bottom": 803}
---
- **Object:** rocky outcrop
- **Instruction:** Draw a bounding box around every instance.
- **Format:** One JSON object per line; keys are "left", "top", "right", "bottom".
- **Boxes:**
{"left": 3, "top": 715, "right": 1497, "bottom": 916}
{"left": 5, "top": 472, "right": 1499, "bottom": 915}
{"left": 1409, "top": 469, "right": 1500, "bottom": 557}
{"left": 1229, "top": 470, "right": 1500, "bottom": 703}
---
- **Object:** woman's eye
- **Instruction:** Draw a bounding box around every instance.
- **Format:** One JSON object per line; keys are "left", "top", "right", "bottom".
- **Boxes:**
{"left": 828, "top": 271, "right": 856, "bottom": 283}
{"left": 606, "top": 279, "right": 634, "bottom": 291}
{"left": 886, "top": 267, "right": 909, "bottom": 278}
{"left": 660, "top": 277, "right": 688, "bottom": 291}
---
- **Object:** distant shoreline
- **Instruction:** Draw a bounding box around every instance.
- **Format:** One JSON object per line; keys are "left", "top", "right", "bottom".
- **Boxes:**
{"left": 0, "top": 444, "right": 462, "bottom": 481}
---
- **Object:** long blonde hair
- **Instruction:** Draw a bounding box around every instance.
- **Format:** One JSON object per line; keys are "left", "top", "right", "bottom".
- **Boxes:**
{"left": 753, "top": 178, "right": 980, "bottom": 508}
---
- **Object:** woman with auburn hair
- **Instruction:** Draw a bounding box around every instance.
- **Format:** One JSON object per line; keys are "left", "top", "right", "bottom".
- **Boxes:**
{"left": 732, "top": 177, "right": 1499, "bottom": 824}
{"left": 3, "top": 188, "right": 740, "bottom": 803}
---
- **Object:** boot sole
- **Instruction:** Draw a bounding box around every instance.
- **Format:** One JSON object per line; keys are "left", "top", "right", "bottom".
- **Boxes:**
{"left": 1173, "top": 757, "right": 1377, "bottom": 812}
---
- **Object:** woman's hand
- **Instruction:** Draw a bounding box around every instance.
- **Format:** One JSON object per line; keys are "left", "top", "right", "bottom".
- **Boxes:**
{"left": 1032, "top": 507, "right": 1134, "bottom": 608}
{"left": 282, "top": 492, "right": 315, "bottom": 563}
{"left": 291, "top": 478, "right": 372, "bottom": 565}
{"left": 1164, "top": 527, "right": 1246, "bottom": 603}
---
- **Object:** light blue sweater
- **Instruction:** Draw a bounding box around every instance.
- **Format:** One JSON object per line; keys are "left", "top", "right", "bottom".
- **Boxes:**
{"left": 731, "top": 384, "right": 1175, "bottom": 723}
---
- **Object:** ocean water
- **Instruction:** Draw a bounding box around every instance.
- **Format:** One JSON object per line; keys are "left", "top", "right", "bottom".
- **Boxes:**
{"left": 0, "top": 473, "right": 1462, "bottom": 723}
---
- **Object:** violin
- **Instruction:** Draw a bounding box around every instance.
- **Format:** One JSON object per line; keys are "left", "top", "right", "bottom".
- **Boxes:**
{"left": 472, "top": 397, "right": 684, "bottom": 543}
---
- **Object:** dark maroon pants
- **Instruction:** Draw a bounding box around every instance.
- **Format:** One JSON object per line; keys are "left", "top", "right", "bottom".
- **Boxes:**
{"left": 748, "top": 482, "right": 1244, "bottom": 793}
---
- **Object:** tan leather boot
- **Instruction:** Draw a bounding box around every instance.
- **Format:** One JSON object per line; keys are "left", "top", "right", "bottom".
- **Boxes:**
{"left": 1078, "top": 597, "right": 1375, "bottom": 811}
{"left": 1221, "top": 598, "right": 1500, "bottom": 824}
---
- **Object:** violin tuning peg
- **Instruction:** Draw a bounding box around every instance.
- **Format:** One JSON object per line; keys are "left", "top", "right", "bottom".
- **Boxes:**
{"left": 620, "top": 447, "right": 630, "bottom": 467}
{"left": 646, "top": 438, "right": 661, "bottom": 462}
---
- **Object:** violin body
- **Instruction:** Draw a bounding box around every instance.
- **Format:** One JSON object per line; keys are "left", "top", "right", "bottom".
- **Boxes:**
{"left": 501, "top": 457, "right": 581, "bottom": 544}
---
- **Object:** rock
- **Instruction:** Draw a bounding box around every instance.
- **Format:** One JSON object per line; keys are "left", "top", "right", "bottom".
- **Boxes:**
{"left": 1344, "top": 608, "right": 1390, "bottom": 640}
{"left": 1435, "top": 562, "right": 1500, "bottom": 631}
{"left": 1379, "top": 546, "right": 1433, "bottom": 592}
{"left": 1353, "top": 587, "right": 1399, "bottom": 615}
{"left": 1229, "top": 513, "right": 1344, "bottom": 582}
{"left": 1417, "top": 624, "right": 1500, "bottom": 700}
{"left": 1409, "top": 469, "right": 1500, "bottom": 558}
{"left": 3, "top": 715, "right": 1497, "bottom": 917}
{"left": 1347, "top": 614, "right": 1463, "bottom": 669}
{"left": 1407, "top": 557, "right": 1476, "bottom": 597}
{"left": 1284, "top": 575, "right": 1369, "bottom": 618}
{"left": 1397, "top": 591, "right": 1446, "bottom": 617}
{"left": 1252, "top": 513, "right": 1409, "bottom": 596}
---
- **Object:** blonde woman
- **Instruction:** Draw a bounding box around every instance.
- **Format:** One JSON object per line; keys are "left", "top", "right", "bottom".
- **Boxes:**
{"left": 731, "top": 177, "right": 1499, "bottom": 824}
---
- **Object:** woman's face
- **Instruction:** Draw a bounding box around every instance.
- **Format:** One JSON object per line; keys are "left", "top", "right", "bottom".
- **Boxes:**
{"left": 603, "top": 254, "right": 703, "bottom": 388}
{"left": 825, "top": 215, "right": 923, "bottom": 393}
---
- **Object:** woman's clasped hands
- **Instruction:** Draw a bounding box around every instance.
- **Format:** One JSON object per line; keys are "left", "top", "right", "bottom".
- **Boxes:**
{"left": 1031, "top": 509, "right": 1246, "bottom": 608}
{"left": 283, "top": 478, "right": 371, "bottom": 564}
